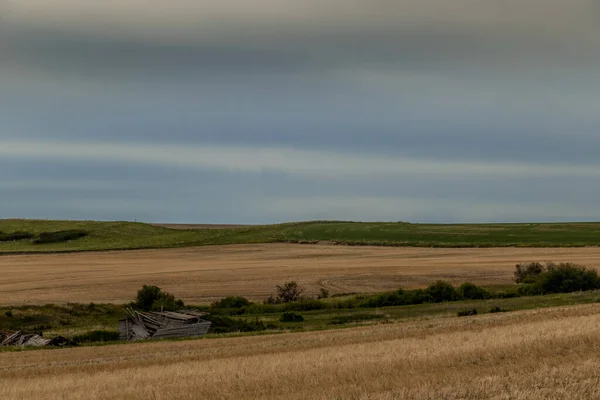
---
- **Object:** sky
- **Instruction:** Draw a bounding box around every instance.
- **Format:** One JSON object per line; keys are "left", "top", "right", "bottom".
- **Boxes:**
{"left": 1, "top": 0, "right": 600, "bottom": 224}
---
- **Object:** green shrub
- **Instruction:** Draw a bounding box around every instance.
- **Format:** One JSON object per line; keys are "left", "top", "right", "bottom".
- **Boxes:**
{"left": 211, "top": 296, "right": 252, "bottom": 314}
{"left": 527, "top": 263, "right": 600, "bottom": 294}
{"left": 402, "top": 289, "right": 430, "bottom": 305}
{"left": 458, "top": 282, "right": 490, "bottom": 300}
{"left": 0, "top": 231, "right": 35, "bottom": 242}
{"left": 426, "top": 280, "right": 460, "bottom": 303}
{"left": 4, "top": 310, "right": 13, "bottom": 318}
{"left": 457, "top": 308, "right": 478, "bottom": 317}
{"left": 34, "top": 230, "right": 88, "bottom": 244}
{"left": 134, "top": 285, "right": 184, "bottom": 311}
{"left": 489, "top": 306, "right": 509, "bottom": 313}
{"left": 317, "top": 288, "right": 330, "bottom": 299}
{"left": 280, "top": 312, "right": 304, "bottom": 322}
{"left": 212, "top": 296, "right": 251, "bottom": 309}
{"left": 203, "top": 315, "right": 272, "bottom": 333}
{"left": 72, "top": 330, "right": 120, "bottom": 343}
{"left": 514, "top": 262, "right": 546, "bottom": 284}
{"left": 359, "top": 291, "right": 405, "bottom": 308}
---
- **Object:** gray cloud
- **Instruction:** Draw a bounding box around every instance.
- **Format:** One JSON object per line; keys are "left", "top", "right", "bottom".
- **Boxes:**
{"left": 2, "top": 0, "right": 600, "bottom": 82}
{"left": 2, "top": 1, "right": 600, "bottom": 223}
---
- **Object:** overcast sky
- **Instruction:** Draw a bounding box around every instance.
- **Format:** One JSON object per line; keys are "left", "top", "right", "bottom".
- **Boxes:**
{"left": 2, "top": 1, "right": 600, "bottom": 223}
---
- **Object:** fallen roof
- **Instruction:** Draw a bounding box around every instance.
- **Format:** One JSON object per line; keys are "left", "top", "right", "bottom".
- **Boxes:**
{"left": 0, "top": 330, "right": 78, "bottom": 348}
{"left": 119, "top": 308, "right": 212, "bottom": 341}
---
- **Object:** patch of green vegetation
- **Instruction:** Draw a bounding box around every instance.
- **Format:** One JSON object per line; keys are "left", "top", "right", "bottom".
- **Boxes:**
{"left": 328, "top": 313, "right": 386, "bottom": 325}
{"left": 3, "top": 219, "right": 600, "bottom": 253}
{"left": 0, "top": 231, "right": 35, "bottom": 242}
{"left": 0, "top": 303, "right": 124, "bottom": 337}
{"left": 34, "top": 230, "right": 89, "bottom": 244}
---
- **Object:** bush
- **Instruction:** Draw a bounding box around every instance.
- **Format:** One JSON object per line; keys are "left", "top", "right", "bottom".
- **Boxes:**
{"left": 203, "top": 315, "right": 273, "bottom": 333}
{"left": 457, "top": 308, "right": 478, "bottom": 317}
{"left": 317, "top": 288, "right": 330, "bottom": 299}
{"left": 275, "top": 281, "right": 304, "bottom": 303}
{"left": 34, "top": 230, "right": 88, "bottom": 244}
{"left": 514, "top": 262, "right": 546, "bottom": 284}
{"left": 359, "top": 291, "right": 405, "bottom": 308}
{"left": 5, "top": 310, "right": 13, "bottom": 318}
{"left": 426, "top": 281, "right": 460, "bottom": 303}
{"left": 489, "top": 306, "right": 509, "bottom": 313}
{"left": 211, "top": 296, "right": 251, "bottom": 314}
{"left": 0, "top": 231, "right": 35, "bottom": 242}
{"left": 134, "top": 285, "right": 184, "bottom": 311}
{"left": 458, "top": 283, "right": 490, "bottom": 300}
{"left": 280, "top": 312, "right": 304, "bottom": 322}
{"left": 402, "top": 289, "right": 430, "bottom": 305}
{"left": 527, "top": 263, "right": 600, "bottom": 295}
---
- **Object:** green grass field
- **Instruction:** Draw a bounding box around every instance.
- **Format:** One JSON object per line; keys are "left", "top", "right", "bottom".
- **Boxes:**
{"left": 2, "top": 219, "right": 600, "bottom": 253}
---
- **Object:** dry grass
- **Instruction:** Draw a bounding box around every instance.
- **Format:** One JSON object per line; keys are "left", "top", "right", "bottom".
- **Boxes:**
{"left": 3, "top": 244, "right": 600, "bottom": 305}
{"left": 2, "top": 304, "right": 600, "bottom": 399}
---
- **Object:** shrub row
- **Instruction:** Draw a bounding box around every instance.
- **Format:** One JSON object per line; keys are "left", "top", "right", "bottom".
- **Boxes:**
{"left": 34, "top": 230, "right": 89, "bottom": 244}
{"left": 0, "top": 230, "right": 89, "bottom": 244}
{"left": 515, "top": 262, "right": 600, "bottom": 295}
{"left": 202, "top": 315, "right": 277, "bottom": 333}
{"left": 207, "top": 262, "right": 600, "bottom": 318}
{"left": 358, "top": 281, "right": 493, "bottom": 308}
{"left": 0, "top": 231, "right": 35, "bottom": 242}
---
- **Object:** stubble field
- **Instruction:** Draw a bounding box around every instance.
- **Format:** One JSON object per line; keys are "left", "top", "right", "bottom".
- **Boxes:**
{"left": 4, "top": 244, "right": 600, "bottom": 305}
{"left": 2, "top": 303, "right": 600, "bottom": 399}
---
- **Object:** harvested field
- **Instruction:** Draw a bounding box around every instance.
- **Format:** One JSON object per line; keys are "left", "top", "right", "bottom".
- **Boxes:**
{"left": 2, "top": 244, "right": 600, "bottom": 305}
{"left": 2, "top": 304, "right": 600, "bottom": 399}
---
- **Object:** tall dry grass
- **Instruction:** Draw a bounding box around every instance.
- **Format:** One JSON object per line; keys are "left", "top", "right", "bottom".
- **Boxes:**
{"left": 2, "top": 304, "right": 600, "bottom": 399}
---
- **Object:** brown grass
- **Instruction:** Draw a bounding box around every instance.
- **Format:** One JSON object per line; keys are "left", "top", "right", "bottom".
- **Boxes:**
{"left": 2, "top": 304, "right": 600, "bottom": 399}
{"left": 3, "top": 244, "right": 600, "bottom": 305}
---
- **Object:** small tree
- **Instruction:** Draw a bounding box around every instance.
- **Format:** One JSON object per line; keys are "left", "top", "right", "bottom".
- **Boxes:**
{"left": 276, "top": 281, "right": 304, "bottom": 303}
{"left": 458, "top": 282, "right": 490, "bottom": 300}
{"left": 134, "top": 285, "right": 184, "bottom": 311}
{"left": 514, "top": 262, "right": 546, "bottom": 284}
{"left": 426, "top": 280, "right": 460, "bottom": 303}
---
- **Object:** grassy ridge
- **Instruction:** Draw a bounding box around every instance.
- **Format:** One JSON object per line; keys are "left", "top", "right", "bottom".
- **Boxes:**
{"left": 2, "top": 219, "right": 600, "bottom": 253}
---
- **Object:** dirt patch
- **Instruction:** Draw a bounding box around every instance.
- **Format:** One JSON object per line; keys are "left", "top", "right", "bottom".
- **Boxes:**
{"left": 2, "top": 244, "right": 600, "bottom": 305}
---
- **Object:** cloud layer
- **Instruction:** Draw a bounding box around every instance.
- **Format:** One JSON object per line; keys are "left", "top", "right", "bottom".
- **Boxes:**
{"left": 1, "top": 1, "right": 600, "bottom": 222}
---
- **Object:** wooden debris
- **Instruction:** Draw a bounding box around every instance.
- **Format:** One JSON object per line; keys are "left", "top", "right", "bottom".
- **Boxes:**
{"left": 0, "top": 330, "right": 78, "bottom": 348}
{"left": 119, "top": 309, "right": 212, "bottom": 341}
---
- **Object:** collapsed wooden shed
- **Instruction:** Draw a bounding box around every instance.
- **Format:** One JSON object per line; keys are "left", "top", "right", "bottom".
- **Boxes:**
{"left": 119, "top": 309, "right": 212, "bottom": 341}
{"left": 0, "top": 330, "right": 77, "bottom": 347}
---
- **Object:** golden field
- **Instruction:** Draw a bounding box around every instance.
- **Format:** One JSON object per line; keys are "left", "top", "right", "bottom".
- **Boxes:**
{"left": 2, "top": 244, "right": 600, "bottom": 305}
{"left": 2, "top": 304, "right": 600, "bottom": 399}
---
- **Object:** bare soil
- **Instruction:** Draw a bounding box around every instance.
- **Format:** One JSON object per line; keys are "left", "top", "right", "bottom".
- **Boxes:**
{"left": 2, "top": 244, "right": 600, "bottom": 305}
